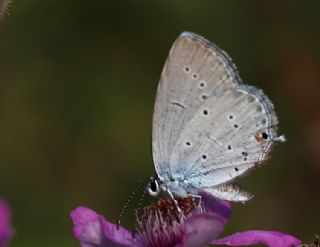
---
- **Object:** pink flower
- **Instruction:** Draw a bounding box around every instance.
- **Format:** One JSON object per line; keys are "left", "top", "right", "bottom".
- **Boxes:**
{"left": 70, "top": 195, "right": 300, "bottom": 247}
{"left": 0, "top": 201, "right": 13, "bottom": 247}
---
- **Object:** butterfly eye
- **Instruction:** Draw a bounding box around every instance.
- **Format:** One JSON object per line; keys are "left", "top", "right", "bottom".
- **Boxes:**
{"left": 147, "top": 177, "right": 160, "bottom": 196}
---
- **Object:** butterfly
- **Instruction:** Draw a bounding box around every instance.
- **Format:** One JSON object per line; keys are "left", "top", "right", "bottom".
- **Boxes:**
{"left": 146, "top": 32, "right": 285, "bottom": 202}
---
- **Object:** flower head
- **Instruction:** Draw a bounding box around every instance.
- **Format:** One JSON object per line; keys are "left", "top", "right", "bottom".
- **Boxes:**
{"left": 71, "top": 195, "right": 300, "bottom": 247}
{"left": 136, "top": 196, "right": 227, "bottom": 247}
{"left": 0, "top": 200, "right": 13, "bottom": 247}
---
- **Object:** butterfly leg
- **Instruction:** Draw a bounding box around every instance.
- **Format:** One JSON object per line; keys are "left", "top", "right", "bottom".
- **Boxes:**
{"left": 186, "top": 193, "right": 203, "bottom": 208}
{"left": 188, "top": 193, "right": 202, "bottom": 199}
{"left": 165, "top": 188, "right": 182, "bottom": 213}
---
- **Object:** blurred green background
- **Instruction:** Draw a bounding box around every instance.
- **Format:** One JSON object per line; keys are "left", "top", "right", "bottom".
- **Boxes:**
{"left": 0, "top": 1, "right": 319, "bottom": 246}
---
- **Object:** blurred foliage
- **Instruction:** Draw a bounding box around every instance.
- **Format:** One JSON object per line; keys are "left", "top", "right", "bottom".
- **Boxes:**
{"left": 0, "top": 1, "right": 319, "bottom": 246}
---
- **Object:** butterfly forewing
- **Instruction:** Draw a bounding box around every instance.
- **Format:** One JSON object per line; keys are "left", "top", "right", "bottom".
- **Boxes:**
{"left": 152, "top": 32, "right": 241, "bottom": 180}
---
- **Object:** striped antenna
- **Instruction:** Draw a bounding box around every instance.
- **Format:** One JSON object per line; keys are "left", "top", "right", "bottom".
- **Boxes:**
{"left": 117, "top": 179, "right": 146, "bottom": 230}
{"left": 132, "top": 188, "right": 147, "bottom": 239}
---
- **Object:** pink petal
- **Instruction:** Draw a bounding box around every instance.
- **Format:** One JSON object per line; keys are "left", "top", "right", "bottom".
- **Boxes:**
{"left": 0, "top": 201, "right": 13, "bottom": 247}
{"left": 211, "top": 230, "right": 301, "bottom": 247}
{"left": 70, "top": 206, "right": 142, "bottom": 247}
{"left": 177, "top": 212, "right": 226, "bottom": 247}
{"left": 201, "top": 193, "right": 232, "bottom": 221}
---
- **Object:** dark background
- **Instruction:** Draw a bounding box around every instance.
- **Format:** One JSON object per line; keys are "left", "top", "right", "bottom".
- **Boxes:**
{"left": 0, "top": 1, "right": 319, "bottom": 246}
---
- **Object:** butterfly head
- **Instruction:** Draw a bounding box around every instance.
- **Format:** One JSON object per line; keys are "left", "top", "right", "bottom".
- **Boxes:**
{"left": 147, "top": 176, "right": 161, "bottom": 196}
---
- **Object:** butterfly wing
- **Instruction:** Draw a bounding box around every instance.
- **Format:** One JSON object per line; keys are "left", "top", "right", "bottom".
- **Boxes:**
{"left": 152, "top": 32, "right": 282, "bottom": 192}
{"left": 152, "top": 32, "right": 241, "bottom": 180}
{"left": 169, "top": 84, "right": 279, "bottom": 188}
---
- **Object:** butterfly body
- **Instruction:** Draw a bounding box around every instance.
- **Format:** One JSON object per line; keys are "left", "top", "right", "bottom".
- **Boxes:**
{"left": 148, "top": 32, "right": 284, "bottom": 202}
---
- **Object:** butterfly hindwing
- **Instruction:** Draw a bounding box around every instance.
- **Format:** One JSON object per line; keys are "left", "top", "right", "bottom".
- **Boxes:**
{"left": 170, "top": 85, "right": 278, "bottom": 188}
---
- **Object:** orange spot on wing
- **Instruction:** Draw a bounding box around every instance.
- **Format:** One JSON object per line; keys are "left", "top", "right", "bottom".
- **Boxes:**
{"left": 255, "top": 133, "right": 263, "bottom": 143}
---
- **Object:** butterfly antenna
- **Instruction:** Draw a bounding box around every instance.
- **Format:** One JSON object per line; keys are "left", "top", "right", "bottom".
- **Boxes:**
{"left": 117, "top": 180, "right": 144, "bottom": 230}
{"left": 138, "top": 187, "right": 147, "bottom": 214}
{"left": 132, "top": 188, "right": 147, "bottom": 239}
